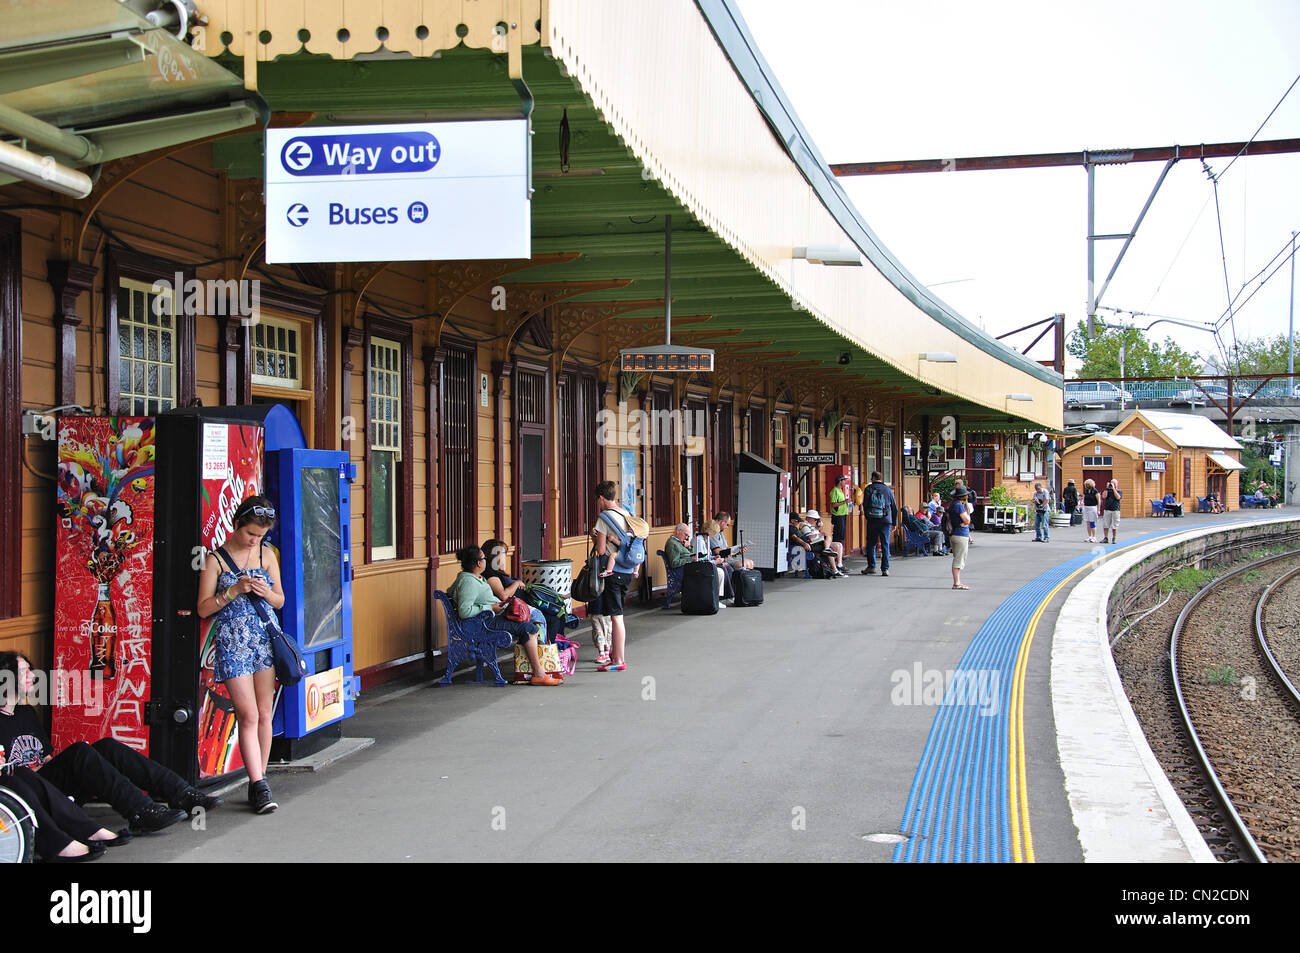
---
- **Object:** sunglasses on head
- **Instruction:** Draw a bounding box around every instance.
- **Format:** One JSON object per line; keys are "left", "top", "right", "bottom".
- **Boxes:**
{"left": 241, "top": 504, "right": 276, "bottom": 519}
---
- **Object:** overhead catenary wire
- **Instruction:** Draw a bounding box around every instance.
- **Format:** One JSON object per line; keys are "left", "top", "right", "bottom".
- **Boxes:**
{"left": 1144, "top": 71, "right": 1300, "bottom": 328}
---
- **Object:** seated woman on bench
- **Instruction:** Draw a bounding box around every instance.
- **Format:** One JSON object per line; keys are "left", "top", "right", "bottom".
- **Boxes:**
{"left": 480, "top": 538, "right": 563, "bottom": 641}
{"left": 1161, "top": 492, "right": 1183, "bottom": 517}
{"left": 448, "top": 545, "right": 560, "bottom": 687}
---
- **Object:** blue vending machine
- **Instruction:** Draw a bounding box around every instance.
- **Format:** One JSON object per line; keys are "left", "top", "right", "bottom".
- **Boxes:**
{"left": 226, "top": 405, "right": 359, "bottom": 759}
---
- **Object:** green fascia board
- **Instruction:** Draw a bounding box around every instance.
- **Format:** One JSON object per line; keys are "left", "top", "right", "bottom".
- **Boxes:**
{"left": 694, "top": 0, "right": 1061, "bottom": 390}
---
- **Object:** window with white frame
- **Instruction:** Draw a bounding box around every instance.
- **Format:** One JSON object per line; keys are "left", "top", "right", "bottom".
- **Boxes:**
{"left": 369, "top": 338, "right": 401, "bottom": 560}
{"left": 1004, "top": 438, "right": 1023, "bottom": 477}
{"left": 252, "top": 317, "right": 303, "bottom": 388}
{"left": 117, "top": 277, "right": 177, "bottom": 414}
{"left": 867, "top": 427, "right": 877, "bottom": 476}
{"left": 882, "top": 429, "right": 893, "bottom": 480}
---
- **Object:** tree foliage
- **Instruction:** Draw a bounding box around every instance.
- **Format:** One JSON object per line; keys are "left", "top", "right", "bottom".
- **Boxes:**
{"left": 1227, "top": 334, "right": 1295, "bottom": 376}
{"left": 1066, "top": 320, "right": 1202, "bottom": 378}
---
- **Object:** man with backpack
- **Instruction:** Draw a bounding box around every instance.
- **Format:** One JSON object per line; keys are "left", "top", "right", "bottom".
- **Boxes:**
{"left": 859, "top": 471, "right": 899, "bottom": 577}
{"left": 593, "top": 480, "right": 649, "bottom": 672}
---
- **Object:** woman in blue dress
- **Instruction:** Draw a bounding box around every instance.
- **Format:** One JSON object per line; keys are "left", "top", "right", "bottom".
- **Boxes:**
{"left": 197, "top": 496, "right": 284, "bottom": 814}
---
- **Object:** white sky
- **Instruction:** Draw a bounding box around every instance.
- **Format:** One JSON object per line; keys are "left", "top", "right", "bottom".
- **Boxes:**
{"left": 734, "top": 0, "right": 1300, "bottom": 373}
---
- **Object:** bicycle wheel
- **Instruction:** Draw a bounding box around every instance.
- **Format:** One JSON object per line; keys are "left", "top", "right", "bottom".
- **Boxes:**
{"left": 0, "top": 788, "right": 36, "bottom": 864}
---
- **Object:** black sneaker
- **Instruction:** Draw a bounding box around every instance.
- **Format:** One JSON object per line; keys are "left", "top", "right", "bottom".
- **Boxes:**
{"left": 248, "top": 780, "right": 278, "bottom": 815}
{"left": 861, "top": 567, "right": 876, "bottom": 575}
{"left": 129, "top": 802, "right": 188, "bottom": 833}
{"left": 176, "top": 788, "right": 224, "bottom": 815}
{"left": 881, "top": 569, "right": 889, "bottom": 577}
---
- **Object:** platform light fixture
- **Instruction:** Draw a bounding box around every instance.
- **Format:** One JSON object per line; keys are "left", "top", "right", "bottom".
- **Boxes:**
{"left": 1006, "top": 393, "right": 1034, "bottom": 401}
{"left": 919, "top": 351, "right": 958, "bottom": 363}
{"left": 793, "top": 244, "right": 863, "bottom": 267}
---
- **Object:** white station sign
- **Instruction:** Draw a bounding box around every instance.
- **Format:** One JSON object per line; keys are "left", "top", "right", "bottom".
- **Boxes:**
{"left": 265, "top": 120, "right": 530, "bottom": 263}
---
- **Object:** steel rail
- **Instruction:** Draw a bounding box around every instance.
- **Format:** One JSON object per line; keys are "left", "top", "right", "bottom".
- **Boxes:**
{"left": 1167, "top": 551, "right": 1300, "bottom": 864}
{"left": 1255, "top": 564, "right": 1300, "bottom": 713}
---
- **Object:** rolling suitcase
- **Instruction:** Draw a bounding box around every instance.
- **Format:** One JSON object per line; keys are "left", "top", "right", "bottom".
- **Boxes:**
{"left": 732, "top": 568, "right": 764, "bottom": 606}
{"left": 680, "top": 559, "right": 720, "bottom": 615}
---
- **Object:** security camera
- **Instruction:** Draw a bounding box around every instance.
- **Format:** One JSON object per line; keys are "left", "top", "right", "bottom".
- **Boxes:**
{"left": 837, "top": 352, "right": 851, "bottom": 366}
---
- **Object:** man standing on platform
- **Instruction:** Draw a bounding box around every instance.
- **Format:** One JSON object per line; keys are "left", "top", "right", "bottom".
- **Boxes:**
{"left": 829, "top": 474, "right": 852, "bottom": 563}
{"left": 859, "top": 471, "right": 899, "bottom": 577}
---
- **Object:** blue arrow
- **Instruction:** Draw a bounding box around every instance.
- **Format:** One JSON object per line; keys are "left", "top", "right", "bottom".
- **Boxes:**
{"left": 283, "top": 141, "right": 313, "bottom": 171}
{"left": 286, "top": 203, "right": 310, "bottom": 227}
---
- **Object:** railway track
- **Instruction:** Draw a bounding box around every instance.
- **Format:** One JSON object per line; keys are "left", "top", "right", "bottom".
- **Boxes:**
{"left": 1169, "top": 551, "right": 1300, "bottom": 862}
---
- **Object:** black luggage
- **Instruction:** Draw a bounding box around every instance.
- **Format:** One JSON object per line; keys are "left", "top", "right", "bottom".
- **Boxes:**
{"left": 732, "top": 568, "right": 764, "bottom": 606}
{"left": 680, "top": 559, "right": 720, "bottom": 615}
{"left": 1070, "top": 512, "right": 1082, "bottom": 526}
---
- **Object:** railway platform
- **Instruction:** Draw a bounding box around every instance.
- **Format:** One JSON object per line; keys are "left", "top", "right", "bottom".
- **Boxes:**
{"left": 89, "top": 507, "right": 1296, "bottom": 863}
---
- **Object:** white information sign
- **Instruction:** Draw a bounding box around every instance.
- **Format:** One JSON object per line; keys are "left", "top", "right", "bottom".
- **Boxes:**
{"left": 202, "top": 424, "right": 229, "bottom": 480}
{"left": 265, "top": 121, "right": 530, "bottom": 263}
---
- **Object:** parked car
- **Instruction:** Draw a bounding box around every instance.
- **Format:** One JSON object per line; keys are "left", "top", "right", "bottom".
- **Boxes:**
{"left": 1170, "top": 383, "right": 1228, "bottom": 407}
{"left": 1170, "top": 382, "right": 1256, "bottom": 406}
{"left": 1063, "top": 381, "right": 1131, "bottom": 407}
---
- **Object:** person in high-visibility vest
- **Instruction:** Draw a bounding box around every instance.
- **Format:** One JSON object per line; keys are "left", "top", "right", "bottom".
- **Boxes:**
{"left": 828, "top": 474, "right": 852, "bottom": 563}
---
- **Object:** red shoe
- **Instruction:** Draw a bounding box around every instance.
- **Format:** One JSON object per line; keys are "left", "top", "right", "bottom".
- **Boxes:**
{"left": 530, "top": 674, "right": 563, "bottom": 686}
{"left": 597, "top": 661, "right": 626, "bottom": 672}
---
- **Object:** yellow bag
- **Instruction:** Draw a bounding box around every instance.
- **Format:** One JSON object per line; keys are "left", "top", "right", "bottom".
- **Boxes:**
{"left": 514, "top": 642, "right": 563, "bottom": 677}
{"left": 853, "top": 483, "right": 868, "bottom": 507}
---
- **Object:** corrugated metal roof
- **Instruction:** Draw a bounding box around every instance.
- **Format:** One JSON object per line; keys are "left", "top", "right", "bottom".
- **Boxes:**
{"left": 1123, "top": 410, "right": 1243, "bottom": 450}
{"left": 1207, "top": 452, "right": 1246, "bottom": 470}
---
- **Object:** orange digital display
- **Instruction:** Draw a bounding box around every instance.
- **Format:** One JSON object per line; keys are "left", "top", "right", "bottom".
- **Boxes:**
{"left": 619, "top": 348, "right": 714, "bottom": 372}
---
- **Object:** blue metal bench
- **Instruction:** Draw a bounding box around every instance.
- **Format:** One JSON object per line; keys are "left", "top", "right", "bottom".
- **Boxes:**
{"left": 1149, "top": 499, "right": 1167, "bottom": 517}
{"left": 434, "top": 590, "right": 513, "bottom": 687}
{"left": 902, "top": 524, "right": 930, "bottom": 555}
{"left": 656, "top": 549, "right": 685, "bottom": 610}
{"left": 1197, "top": 497, "right": 1213, "bottom": 513}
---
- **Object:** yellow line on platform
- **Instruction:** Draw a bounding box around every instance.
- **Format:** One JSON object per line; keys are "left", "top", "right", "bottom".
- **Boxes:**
{"left": 1007, "top": 541, "right": 1144, "bottom": 863}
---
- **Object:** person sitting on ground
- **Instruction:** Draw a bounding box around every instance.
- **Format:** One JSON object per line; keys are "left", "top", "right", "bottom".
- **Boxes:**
{"left": 0, "top": 760, "right": 131, "bottom": 862}
{"left": 0, "top": 651, "right": 218, "bottom": 833}
{"left": 448, "top": 545, "right": 561, "bottom": 686}
{"left": 1162, "top": 492, "right": 1183, "bottom": 517}
{"left": 902, "top": 505, "right": 946, "bottom": 555}
{"left": 1207, "top": 491, "right": 1224, "bottom": 514}
{"left": 480, "top": 538, "right": 561, "bottom": 641}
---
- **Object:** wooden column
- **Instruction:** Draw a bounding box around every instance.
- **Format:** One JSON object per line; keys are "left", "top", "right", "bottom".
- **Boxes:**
{"left": 46, "top": 261, "right": 96, "bottom": 409}
{"left": 492, "top": 359, "right": 512, "bottom": 546}
{"left": 423, "top": 344, "right": 446, "bottom": 662}
{"left": 340, "top": 327, "right": 364, "bottom": 457}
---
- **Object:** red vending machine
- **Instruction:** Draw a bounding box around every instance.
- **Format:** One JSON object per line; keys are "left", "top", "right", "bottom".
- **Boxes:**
{"left": 54, "top": 413, "right": 266, "bottom": 784}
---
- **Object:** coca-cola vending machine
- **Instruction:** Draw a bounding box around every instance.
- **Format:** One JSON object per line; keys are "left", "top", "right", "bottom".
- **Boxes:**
{"left": 54, "top": 404, "right": 358, "bottom": 787}
{"left": 54, "top": 411, "right": 267, "bottom": 784}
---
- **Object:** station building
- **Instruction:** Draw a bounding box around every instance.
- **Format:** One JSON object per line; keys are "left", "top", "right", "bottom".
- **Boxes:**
{"left": 1060, "top": 410, "right": 1244, "bottom": 518}
{"left": 1, "top": 0, "right": 1061, "bottom": 686}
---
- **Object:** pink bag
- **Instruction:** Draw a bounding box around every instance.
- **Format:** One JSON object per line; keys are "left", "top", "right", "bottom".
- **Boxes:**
{"left": 555, "top": 637, "right": 581, "bottom": 677}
